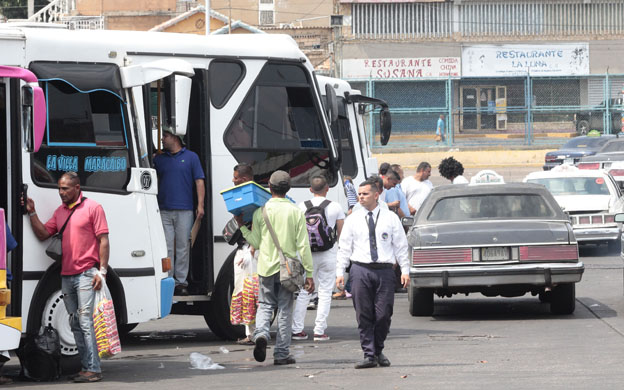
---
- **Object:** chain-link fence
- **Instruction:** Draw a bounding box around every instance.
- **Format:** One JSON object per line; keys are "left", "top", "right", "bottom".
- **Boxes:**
{"left": 348, "top": 74, "right": 624, "bottom": 149}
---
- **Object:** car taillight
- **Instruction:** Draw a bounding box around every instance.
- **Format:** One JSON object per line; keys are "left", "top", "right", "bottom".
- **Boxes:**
{"left": 578, "top": 163, "right": 600, "bottom": 170}
{"left": 545, "top": 155, "right": 557, "bottom": 162}
{"left": 578, "top": 216, "right": 590, "bottom": 224}
{"left": 412, "top": 248, "right": 472, "bottom": 265}
{"left": 605, "top": 215, "right": 615, "bottom": 223}
{"left": 519, "top": 245, "right": 578, "bottom": 261}
{"left": 609, "top": 169, "right": 624, "bottom": 177}
{"left": 591, "top": 215, "right": 603, "bottom": 224}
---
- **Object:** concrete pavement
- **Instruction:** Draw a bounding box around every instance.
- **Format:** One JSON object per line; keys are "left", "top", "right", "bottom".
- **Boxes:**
{"left": 374, "top": 148, "right": 553, "bottom": 169}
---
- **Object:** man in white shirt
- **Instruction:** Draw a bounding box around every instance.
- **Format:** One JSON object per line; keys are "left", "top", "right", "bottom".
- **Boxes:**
{"left": 336, "top": 179, "right": 410, "bottom": 369}
{"left": 351, "top": 176, "right": 390, "bottom": 213}
{"left": 439, "top": 157, "right": 469, "bottom": 184}
{"left": 292, "top": 176, "right": 345, "bottom": 342}
{"left": 401, "top": 162, "right": 433, "bottom": 215}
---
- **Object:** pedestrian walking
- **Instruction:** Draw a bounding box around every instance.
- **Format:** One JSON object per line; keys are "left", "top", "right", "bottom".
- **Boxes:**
{"left": 384, "top": 164, "right": 409, "bottom": 218}
{"left": 24, "top": 172, "right": 109, "bottom": 382}
{"left": 236, "top": 170, "right": 314, "bottom": 365}
{"left": 344, "top": 176, "right": 358, "bottom": 211}
{"left": 336, "top": 179, "right": 410, "bottom": 369}
{"left": 292, "top": 176, "right": 345, "bottom": 342}
{"left": 436, "top": 114, "right": 445, "bottom": 142}
{"left": 439, "top": 156, "right": 469, "bottom": 184}
{"left": 153, "top": 126, "right": 205, "bottom": 296}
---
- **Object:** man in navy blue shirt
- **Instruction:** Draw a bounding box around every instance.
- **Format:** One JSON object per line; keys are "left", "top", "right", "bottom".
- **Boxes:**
{"left": 154, "top": 127, "right": 205, "bottom": 296}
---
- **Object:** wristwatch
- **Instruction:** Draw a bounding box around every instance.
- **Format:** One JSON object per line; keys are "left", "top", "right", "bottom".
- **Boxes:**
{"left": 99, "top": 267, "right": 107, "bottom": 276}
{"left": 28, "top": 211, "right": 37, "bottom": 217}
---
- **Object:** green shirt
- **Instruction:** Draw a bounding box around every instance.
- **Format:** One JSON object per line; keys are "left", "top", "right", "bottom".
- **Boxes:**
{"left": 240, "top": 197, "right": 313, "bottom": 278}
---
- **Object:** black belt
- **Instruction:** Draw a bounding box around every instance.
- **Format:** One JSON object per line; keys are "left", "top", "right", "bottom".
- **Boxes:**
{"left": 352, "top": 261, "right": 394, "bottom": 270}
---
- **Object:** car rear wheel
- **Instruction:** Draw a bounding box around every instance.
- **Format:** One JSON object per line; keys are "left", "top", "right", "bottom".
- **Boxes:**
{"left": 408, "top": 286, "right": 434, "bottom": 316}
{"left": 550, "top": 283, "right": 575, "bottom": 315}
{"left": 576, "top": 120, "right": 590, "bottom": 135}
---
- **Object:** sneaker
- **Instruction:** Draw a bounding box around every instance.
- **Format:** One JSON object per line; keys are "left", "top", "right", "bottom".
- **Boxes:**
{"left": 313, "top": 334, "right": 330, "bottom": 341}
{"left": 332, "top": 291, "right": 346, "bottom": 300}
{"left": 292, "top": 331, "right": 308, "bottom": 340}
{"left": 307, "top": 298, "right": 318, "bottom": 310}
{"left": 345, "top": 291, "right": 352, "bottom": 298}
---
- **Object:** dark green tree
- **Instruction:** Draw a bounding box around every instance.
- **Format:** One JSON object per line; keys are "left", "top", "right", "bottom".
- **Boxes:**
{"left": 0, "top": 0, "right": 48, "bottom": 20}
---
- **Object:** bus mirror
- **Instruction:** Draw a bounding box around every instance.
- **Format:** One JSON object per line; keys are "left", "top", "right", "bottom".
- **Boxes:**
{"left": 173, "top": 75, "right": 192, "bottom": 136}
{"left": 325, "top": 83, "right": 338, "bottom": 124}
{"left": 380, "top": 106, "right": 392, "bottom": 146}
{"left": 21, "top": 84, "right": 46, "bottom": 153}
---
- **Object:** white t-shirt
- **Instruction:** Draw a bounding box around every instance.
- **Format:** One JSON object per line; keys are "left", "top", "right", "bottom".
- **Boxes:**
{"left": 453, "top": 175, "right": 469, "bottom": 184}
{"left": 401, "top": 176, "right": 432, "bottom": 212}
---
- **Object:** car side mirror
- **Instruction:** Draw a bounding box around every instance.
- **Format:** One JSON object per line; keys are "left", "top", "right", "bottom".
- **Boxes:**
{"left": 324, "top": 83, "right": 338, "bottom": 125}
{"left": 401, "top": 216, "right": 414, "bottom": 227}
{"left": 380, "top": 106, "right": 391, "bottom": 146}
{"left": 615, "top": 213, "right": 624, "bottom": 223}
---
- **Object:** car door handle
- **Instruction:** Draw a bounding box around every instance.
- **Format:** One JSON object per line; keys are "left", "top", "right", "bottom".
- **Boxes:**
{"left": 131, "top": 250, "right": 146, "bottom": 257}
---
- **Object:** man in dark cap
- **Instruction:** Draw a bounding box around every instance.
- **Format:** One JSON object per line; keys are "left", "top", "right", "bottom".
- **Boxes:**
{"left": 236, "top": 170, "right": 314, "bottom": 366}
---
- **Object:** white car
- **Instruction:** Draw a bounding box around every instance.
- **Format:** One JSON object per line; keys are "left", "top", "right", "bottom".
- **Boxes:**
{"left": 523, "top": 165, "right": 624, "bottom": 252}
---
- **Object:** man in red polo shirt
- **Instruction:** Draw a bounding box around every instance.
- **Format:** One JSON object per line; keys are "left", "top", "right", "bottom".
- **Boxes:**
{"left": 25, "top": 171, "right": 109, "bottom": 383}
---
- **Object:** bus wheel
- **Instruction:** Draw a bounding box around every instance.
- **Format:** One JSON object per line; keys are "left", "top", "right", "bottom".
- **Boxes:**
{"left": 203, "top": 250, "right": 245, "bottom": 340}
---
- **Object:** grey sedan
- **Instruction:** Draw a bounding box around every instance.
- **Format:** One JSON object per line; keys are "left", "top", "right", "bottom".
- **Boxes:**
{"left": 405, "top": 183, "right": 584, "bottom": 316}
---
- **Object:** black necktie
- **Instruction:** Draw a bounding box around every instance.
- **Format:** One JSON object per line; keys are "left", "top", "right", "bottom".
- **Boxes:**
{"left": 368, "top": 211, "right": 378, "bottom": 262}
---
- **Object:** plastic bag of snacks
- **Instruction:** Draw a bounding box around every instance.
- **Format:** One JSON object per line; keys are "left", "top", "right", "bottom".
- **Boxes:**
{"left": 93, "top": 282, "right": 121, "bottom": 358}
{"left": 241, "top": 274, "right": 259, "bottom": 325}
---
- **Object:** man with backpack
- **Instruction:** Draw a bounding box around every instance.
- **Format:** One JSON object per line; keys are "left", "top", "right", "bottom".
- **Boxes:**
{"left": 292, "top": 176, "right": 345, "bottom": 341}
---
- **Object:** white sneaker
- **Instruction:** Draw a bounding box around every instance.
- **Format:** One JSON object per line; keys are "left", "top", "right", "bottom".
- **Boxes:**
{"left": 314, "top": 334, "right": 330, "bottom": 341}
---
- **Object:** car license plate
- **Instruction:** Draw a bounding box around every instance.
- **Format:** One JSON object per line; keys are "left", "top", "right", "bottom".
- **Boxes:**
{"left": 481, "top": 247, "right": 510, "bottom": 261}
{"left": 564, "top": 158, "right": 574, "bottom": 165}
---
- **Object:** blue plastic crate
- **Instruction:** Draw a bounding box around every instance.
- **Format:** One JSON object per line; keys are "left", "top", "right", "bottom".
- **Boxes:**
{"left": 220, "top": 182, "right": 272, "bottom": 223}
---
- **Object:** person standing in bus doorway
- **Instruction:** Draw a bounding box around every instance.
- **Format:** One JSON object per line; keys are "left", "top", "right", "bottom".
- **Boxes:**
{"left": 291, "top": 175, "right": 344, "bottom": 342}
{"left": 235, "top": 170, "right": 315, "bottom": 366}
{"left": 336, "top": 179, "right": 409, "bottom": 369}
{"left": 154, "top": 126, "right": 205, "bottom": 296}
{"left": 231, "top": 163, "right": 257, "bottom": 346}
{"left": 24, "top": 171, "right": 109, "bottom": 383}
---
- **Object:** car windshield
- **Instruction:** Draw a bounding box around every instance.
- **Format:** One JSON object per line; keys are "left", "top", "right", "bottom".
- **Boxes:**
{"left": 527, "top": 177, "right": 610, "bottom": 196}
{"left": 599, "top": 140, "right": 624, "bottom": 153}
{"left": 427, "top": 194, "right": 556, "bottom": 222}
{"left": 562, "top": 137, "right": 611, "bottom": 149}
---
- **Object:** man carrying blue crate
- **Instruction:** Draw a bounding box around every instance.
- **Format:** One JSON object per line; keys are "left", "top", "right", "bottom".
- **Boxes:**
{"left": 154, "top": 126, "right": 205, "bottom": 296}
{"left": 235, "top": 170, "right": 314, "bottom": 366}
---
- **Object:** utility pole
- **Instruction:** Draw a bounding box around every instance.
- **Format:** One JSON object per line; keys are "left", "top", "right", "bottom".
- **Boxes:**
{"left": 206, "top": 0, "right": 211, "bottom": 35}
{"left": 27, "top": 0, "right": 34, "bottom": 17}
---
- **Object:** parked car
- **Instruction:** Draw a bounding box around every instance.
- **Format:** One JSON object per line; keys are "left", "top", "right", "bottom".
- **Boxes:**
{"left": 574, "top": 98, "right": 623, "bottom": 135}
{"left": 524, "top": 166, "right": 624, "bottom": 252}
{"left": 405, "top": 179, "right": 584, "bottom": 317}
{"left": 578, "top": 138, "right": 624, "bottom": 187}
{"left": 543, "top": 134, "right": 616, "bottom": 170}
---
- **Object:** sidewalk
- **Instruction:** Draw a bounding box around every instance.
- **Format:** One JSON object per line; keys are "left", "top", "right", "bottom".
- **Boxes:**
{"left": 373, "top": 148, "right": 552, "bottom": 169}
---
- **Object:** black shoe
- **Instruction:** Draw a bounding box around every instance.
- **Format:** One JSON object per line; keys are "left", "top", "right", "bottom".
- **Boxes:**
{"left": 174, "top": 285, "right": 189, "bottom": 296}
{"left": 377, "top": 353, "right": 391, "bottom": 367}
{"left": 354, "top": 357, "right": 378, "bottom": 369}
{"left": 253, "top": 336, "right": 267, "bottom": 362}
{"left": 274, "top": 355, "right": 296, "bottom": 365}
{"left": 395, "top": 287, "right": 407, "bottom": 293}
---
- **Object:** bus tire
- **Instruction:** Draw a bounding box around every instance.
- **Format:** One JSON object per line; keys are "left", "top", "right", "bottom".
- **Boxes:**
{"left": 27, "top": 268, "right": 81, "bottom": 374}
{"left": 204, "top": 250, "right": 245, "bottom": 340}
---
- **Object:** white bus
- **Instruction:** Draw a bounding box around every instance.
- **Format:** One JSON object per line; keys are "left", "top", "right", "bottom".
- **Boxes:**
{"left": 317, "top": 75, "right": 391, "bottom": 187}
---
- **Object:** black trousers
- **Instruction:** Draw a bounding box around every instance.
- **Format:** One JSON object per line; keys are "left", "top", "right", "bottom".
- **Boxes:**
{"left": 350, "top": 263, "right": 396, "bottom": 359}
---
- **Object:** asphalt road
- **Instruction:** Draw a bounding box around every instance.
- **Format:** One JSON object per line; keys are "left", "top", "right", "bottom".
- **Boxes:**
{"left": 4, "top": 244, "right": 624, "bottom": 389}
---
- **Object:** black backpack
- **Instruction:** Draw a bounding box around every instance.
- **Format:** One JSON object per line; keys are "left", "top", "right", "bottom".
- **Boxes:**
{"left": 17, "top": 325, "right": 62, "bottom": 382}
{"left": 304, "top": 200, "right": 336, "bottom": 252}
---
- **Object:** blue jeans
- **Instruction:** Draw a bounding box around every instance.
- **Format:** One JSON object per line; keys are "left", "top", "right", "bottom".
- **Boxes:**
{"left": 252, "top": 272, "right": 294, "bottom": 360}
{"left": 161, "top": 210, "right": 194, "bottom": 286}
{"left": 62, "top": 268, "right": 101, "bottom": 373}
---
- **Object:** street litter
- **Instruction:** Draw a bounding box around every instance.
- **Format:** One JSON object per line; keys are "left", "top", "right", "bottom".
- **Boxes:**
{"left": 219, "top": 347, "right": 230, "bottom": 354}
{"left": 158, "top": 363, "right": 165, "bottom": 369}
{"left": 189, "top": 352, "right": 225, "bottom": 370}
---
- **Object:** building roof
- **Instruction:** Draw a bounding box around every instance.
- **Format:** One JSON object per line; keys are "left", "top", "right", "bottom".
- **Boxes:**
{"left": 149, "top": 5, "right": 263, "bottom": 34}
